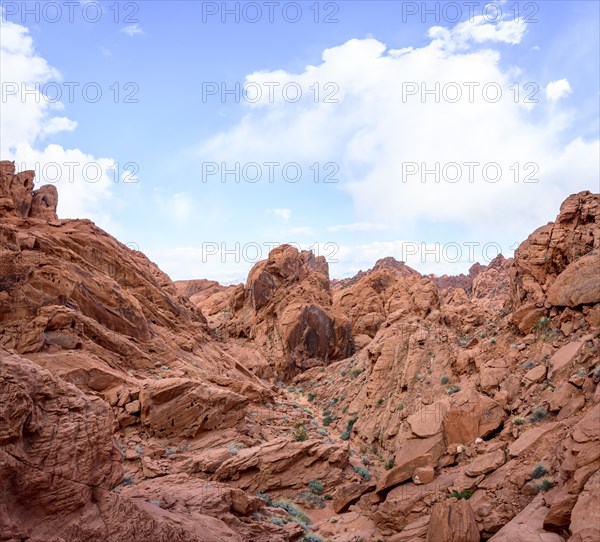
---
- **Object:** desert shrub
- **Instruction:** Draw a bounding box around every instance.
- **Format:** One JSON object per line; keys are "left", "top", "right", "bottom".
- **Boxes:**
{"left": 594, "top": 366, "right": 600, "bottom": 378}
{"left": 529, "top": 406, "right": 548, "bottom": 423}
{"left": 533, "top": 316, "right": 549, "bottom": 331}
{"left": 489, "top": 337, "right": 496, "bottom": 344}
{"left": 440, "top": 375, "right": 449, "bottom": 385}
{"left": 350, "top": 368, "right": 363, "bottom": 379}
{"left": 450, "top": 490, "right": 473, "bottom": 500}
{"left": 535, "top": 478, "right": 555, "bottom": 492}
{"left": 293, "top": 423, "right": 308, "bottom": 441}
{"left": 384, "top": 458, "right": 395, "bottom": 470}
{"left": 523, "top": 360, "right": 536, "bottom": 369}
{"left": 323, "top": 494, "right": 333, "bottom": 501}
{"left": 340, "top": 431, "right": 350, "bottom": 440}
{"left": 513, "top": 417, "right": 526, "bottom": 426}
{"left": 226, "top": 444, "right": 238, "bottom": 455}
{"left": 308, "top": 480, "right": 324, "bottom": 495}
{"left": 271, "top": 500, "right": 310, "bottom": 525}
{"left": 398, "top": 403, "right": 405, "bottom": 411}
{"left": 376, "top": 398, "right": 384, "bottom": 407}
{"left": 317, "top": 428, "right": 328, "bottom": 436}
{"left": 531, "top": 464, "right": 548, "bottom": 479}
{"left": 446, "top": 385, "right": 460, "bottom": 395}
{"left": 307, "top": 393, "right": 316, "bottom": 402}
{"left": 121, "top": 475, "right": 134, "bottom": 486}
{"left": 303, "top": 534, "right": 324, "bottom": 542}
{"left": 353, "top": 466, "right": 371, "bottom": 481}
{"left": 323, "top": 414, "right": 335, "bottom": 426}
{"left": 271, "top": 517, "right": 287, "bottom": 526}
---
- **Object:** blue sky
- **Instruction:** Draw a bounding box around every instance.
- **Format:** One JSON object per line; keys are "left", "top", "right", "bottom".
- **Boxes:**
{"left": 1, "top": 1, "right": 599, "bottom": 283}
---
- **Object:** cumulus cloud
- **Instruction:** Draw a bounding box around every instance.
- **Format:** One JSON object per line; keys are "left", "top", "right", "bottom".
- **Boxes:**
{"left": 0, "top": 16, "right": 116, "bottom": 227}
{"left": 328, "top": 222, "right": 389, "bottom": 232}
{"left": 268, "top": 208, "right": 292, "bottom": 221}
{"left": 546, "top": 79, "right": 572, "bottom": 101}
{"left": 194, "top": 14, "right": 599, "bottom": 245}
{"left": 121, "top": 23, "right": 145, "bottom": 36}
{"left": 154, "top": 191, "right": 195, "bottom": 224}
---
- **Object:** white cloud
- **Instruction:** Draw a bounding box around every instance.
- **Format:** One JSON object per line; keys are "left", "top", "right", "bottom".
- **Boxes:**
{"left": 268, "top": 208, "right": 292, "bottom": 221}
{"left": 121, "top": 23, "right": 145, "bottom": 36}
{"left": 287, "top": 226, "right": 314, "bottom": 235}
{"left": 428, "top": 15, "right": 527, "bottom": 51}
{"left": 194, "top": 16, "right": 599, "bottom": 246}
{"left": 328, "top": 222, "right": 389, "bottom": 232}
{"left": 0, "top": 17, "right": 116, "bottom": 228}
{"left": 546, "top": 79, "right": 572, "bottom": 101}
{"left": 154, "top": 191, "right": 194, "bottom": 224}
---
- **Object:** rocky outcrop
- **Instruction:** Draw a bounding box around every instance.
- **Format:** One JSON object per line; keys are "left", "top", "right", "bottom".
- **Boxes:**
{"left": 224, "top": 244, "right": 355, "bottom": 379}
{"left": 0, "top": 161, "right": 58, "bottom": 221}
{"left": 426, "top": 499, "right": 480, "bottom": 542}
{"left": 510, "top": 191, "right": 599, "bottom": 314}
{"left": 1, "top": 162, "right": 599, "bottom": 542}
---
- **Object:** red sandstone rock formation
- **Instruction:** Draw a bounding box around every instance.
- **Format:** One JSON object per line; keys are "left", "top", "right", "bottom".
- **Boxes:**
{"left": 1, "top": 160, "right": 598, "bottom": 541}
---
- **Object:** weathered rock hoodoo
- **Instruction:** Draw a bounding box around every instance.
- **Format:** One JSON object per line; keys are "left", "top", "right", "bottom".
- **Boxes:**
{"left": 1, "top": 160, "right": 599, "bottom": 541}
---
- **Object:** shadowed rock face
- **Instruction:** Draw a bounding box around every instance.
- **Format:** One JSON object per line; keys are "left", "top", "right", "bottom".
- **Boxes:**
{"left": 216, "top": 244, "right": 355, "bottom": 380}
{"left": 1, "top": 160, "right": 599, "bottom": 542}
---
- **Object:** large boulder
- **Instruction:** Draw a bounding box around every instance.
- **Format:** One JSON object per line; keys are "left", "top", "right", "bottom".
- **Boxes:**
{"left": 546, "top": 253, "right": 600, "bottom": 307}
{"left": 426, "top": 499, "right": 480, "bottom": 542}
{"left": 510, "top": 191, "right": 599, "bottom": 310}
{"left": 139, "top": 378, "right": 248, "bottom": 437}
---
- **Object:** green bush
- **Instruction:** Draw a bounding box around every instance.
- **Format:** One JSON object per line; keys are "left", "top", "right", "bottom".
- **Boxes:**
{"left": 512, "top": 417, "right": 526, "bottom": 426}
{"left": 450, "top": 490, "right": 473, "bottom": 500}
{"left": 440, "top": 375, "right": 449, "bottom": 385}
{"left": 340, "top": 431, "right": 350, "bottom": 440}
{"left": 350, "top": 368, "right": 364, "bottom": 379}
{"left": 308, "top": 480, "right": 324, "bottom": 495}
{"left": 353, "top": 466, "right": 371, "bottom": 481}
{"left": 271, "top": 500, "right": 310, "bottom": 525}
{"left": 323, "top": 494, "right": 333, "bottom": 501}
{"left": 446, "top": 385, "right": 460, "bottom": 395}
{"left": 531, "top": 464, "right": 548, "bottom": 479}
{"left": 384, "top": 458, "right": 395, "bottom": 470}
{"left": 271, "top": 517, "right": 287, "bottom": 526}
{"left": 533, "top": 316, "right": 549, "bottom": 331}
{"left": 323, "top": 414, "right": 335, "bottom": 426}
{"left": 535, "top": 478, "right": 554, "bottom": 492}
{"left": 293, "top": 423, "right": 308, "bottom": 441}
{"left": 528, "top": 406, "right": 548, "bottom": 423}
{"left": 307, "top": 392, "right": 316, "bottom": 402}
